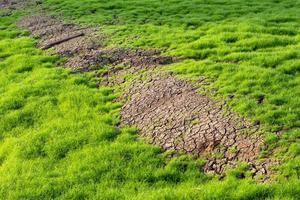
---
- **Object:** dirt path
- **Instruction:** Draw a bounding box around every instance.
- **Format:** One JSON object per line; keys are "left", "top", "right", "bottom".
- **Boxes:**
{"left": 18, "top": 16, "right": 174, "bottom": 72}
{"left": 17, "top": 15, "right": 274, "bottom": 177}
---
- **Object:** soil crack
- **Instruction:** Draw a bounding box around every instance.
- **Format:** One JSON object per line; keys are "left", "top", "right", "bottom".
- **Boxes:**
{"left": 120, "top": 75, "right": 268, "bottom": 175}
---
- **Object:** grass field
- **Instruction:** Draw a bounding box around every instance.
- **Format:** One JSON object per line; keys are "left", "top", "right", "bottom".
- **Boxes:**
{"left": 44, "top": 0, "right": 300, "bottom": 133}
{"left": 0, "top": 0, "right": 300, "bottom": 199}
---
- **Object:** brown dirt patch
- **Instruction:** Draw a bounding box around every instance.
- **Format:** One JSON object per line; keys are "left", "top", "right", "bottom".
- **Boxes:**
{"left": 121, "top": 75, "right": 271, "bottom": 175}
{"left": 66, "top": 48, "right": 175, "bottom": 71}
{"left": 17, "top": 16, "right": 175, "bottom": 71}
{"left": 18, "top": 16, "right": 101, "bottom": 54}
{"left": 0, "top": 0, "right": 35, "bottom": 10}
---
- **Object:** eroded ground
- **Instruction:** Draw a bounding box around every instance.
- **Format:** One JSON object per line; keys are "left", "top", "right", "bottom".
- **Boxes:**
{"left": 17, "top": 15, "right": 273, "bottom": 177}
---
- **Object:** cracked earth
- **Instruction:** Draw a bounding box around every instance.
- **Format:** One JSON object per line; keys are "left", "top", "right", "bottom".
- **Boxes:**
{"left": 17, "top": 15, "right": 273, "bottom": 177}
{"left": 121, "top": 75, "right": 272, "bottom": 175}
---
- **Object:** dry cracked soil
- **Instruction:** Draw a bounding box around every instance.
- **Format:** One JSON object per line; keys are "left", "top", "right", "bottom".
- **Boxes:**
{"left": 16, "top": 15, "right": 275, "bottom": 177}
{"left": 121, "top": 75, "right": 274, "bottom": 176}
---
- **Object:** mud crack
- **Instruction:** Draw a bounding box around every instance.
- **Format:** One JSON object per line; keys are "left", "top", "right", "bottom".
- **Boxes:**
{"left": 120, "top": 75, "right": 272, "bottom": 176}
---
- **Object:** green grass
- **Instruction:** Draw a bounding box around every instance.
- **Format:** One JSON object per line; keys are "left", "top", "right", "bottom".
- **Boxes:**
{"left": 0, "top": 13, "right": 209, "bottom": 199}
{"left": 0, "top": 1, "right": 300, "bottom": 199}
{"left": 43, "top": 0, "right": 300, "bottom": 134}
{"left": 43, "top": 0, "right": 300, "bottom": 162}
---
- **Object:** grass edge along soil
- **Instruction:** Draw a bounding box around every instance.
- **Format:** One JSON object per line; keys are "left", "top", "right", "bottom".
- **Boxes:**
{"left": 17, "top": 14, "right": 276, "bottom": 178}
{"left": 0, "top": 2, "right": 300, "bottom": 200}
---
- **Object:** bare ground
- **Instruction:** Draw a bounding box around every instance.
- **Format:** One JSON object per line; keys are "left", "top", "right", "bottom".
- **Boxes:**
{"left": 0, "top": 0, "right": 35, "bottom": 10}
{"left": 18, "top": 16, "right": 174, "bottom": 71}
{"left": 120, "top": 74, "right": 275, "bottom": 176}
